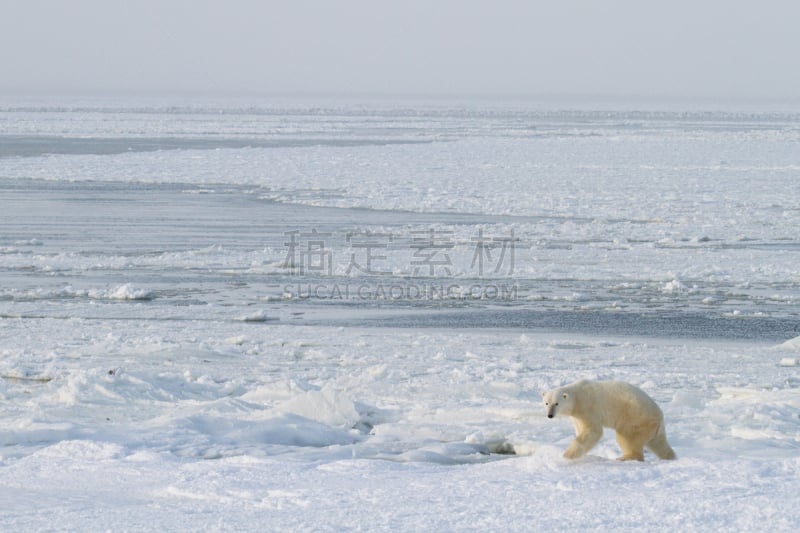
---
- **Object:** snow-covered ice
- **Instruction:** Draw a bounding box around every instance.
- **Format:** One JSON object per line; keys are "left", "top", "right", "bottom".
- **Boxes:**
{"left": 1, "top": 97, "right": 799, "bottom": 531}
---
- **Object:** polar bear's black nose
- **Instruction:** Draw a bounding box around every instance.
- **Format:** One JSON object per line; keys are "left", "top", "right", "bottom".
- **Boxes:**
{"left": 547, "top": 414, "right": 554, "bottom": 419}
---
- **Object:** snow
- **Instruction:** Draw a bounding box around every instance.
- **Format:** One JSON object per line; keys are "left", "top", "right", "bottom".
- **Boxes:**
{"left": 777, "top": 336, "right": 800, "bottom": 352}
{"left": 1, "top": 97, "right": 799, "bottom": 531}
{"left": 1, "top": 321, "right": 799, "bottom": 530}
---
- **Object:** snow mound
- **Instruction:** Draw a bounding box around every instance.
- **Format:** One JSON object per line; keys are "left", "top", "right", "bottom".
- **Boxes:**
{"left": 240, "top": 380, "right": 316, "bottom": 404}
{"left": 709, "top": 387, "right": 800, "bottom": 446}
{"left": 236, "top": 310, "right": 273, "bottom": 322}
{"left": 661, "top": 279, "right": 686, "bottom": 293}
{"left": 0, "top": 420, "right": 81, "bottom": 449}
{"left": 275, "top": 385, "right": 361, "bottom": 428}
{"left": 88, "top": 284, "right": 154, "bottom": 300}
{"left": 389, "top": 442, "right": 494, "bottom": 465}
{"left": 775, "top": 335, "right": 800, "bottom": 352}
{"left": 1, "top": 284, "right": 154, "bottom": 301}
{"left": 13, "top": 238, "right": 44, "bottom": 246}
{"left": 34, "top": 440, "right": 126, "bottom": 460}
{"left": 184, "top": 414, "right": 357, "bottom": 449}
{"left": 671, "top": 390, "right": 706, "bottom": 409}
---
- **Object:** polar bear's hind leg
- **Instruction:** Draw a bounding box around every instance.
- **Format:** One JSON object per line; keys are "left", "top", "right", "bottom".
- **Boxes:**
{"left": 646, "top": 424, "right": 677, "bottom": 460}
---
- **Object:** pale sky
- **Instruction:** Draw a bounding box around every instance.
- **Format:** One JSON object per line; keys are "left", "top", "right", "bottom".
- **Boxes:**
{"left": 1, "top": 0, "right": 798, "bottom": 100}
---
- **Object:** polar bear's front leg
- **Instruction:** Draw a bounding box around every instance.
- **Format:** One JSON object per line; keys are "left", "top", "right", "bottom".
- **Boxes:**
{"left": 564, "top": 420, "right": 602, "bottom": 459}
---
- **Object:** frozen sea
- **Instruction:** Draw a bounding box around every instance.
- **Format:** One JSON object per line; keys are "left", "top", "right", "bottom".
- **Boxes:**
{"left": 1, "top": 97, "right": 799, "bottom": 531}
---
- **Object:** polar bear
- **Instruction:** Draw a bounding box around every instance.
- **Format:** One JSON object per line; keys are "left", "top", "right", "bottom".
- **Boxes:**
{"left": 541, "top": 379, "right": 676, "bottom": 461}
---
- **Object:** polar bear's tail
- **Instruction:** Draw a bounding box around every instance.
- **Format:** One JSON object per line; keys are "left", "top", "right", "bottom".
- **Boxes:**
{"left": 647, "top": 422, "right": 676, "bottom": 460}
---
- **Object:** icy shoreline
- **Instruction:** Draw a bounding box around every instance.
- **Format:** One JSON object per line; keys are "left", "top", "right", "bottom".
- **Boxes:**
{"left": 1, "top": 100, "right": 799, "bottom": 530}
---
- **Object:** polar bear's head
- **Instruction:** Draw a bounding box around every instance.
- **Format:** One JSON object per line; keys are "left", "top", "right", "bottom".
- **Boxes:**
{"left": 542, "top": 387, "right": 574, "bottom": 418}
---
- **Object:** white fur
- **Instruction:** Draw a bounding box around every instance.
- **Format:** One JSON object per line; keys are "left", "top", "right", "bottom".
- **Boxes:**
{"left": 542, "top": 379, "right": 676, "bottom": 461}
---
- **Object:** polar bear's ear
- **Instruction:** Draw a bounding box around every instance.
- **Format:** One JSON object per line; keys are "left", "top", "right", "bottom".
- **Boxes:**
{"left": 541, "top": 391, "right": 546, "bottom": 398}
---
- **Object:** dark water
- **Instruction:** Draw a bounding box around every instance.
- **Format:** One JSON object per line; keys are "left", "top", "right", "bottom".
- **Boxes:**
{"left": 347, "top": 308, "right": 800, "bottom": 342}
{"left": 2, "top": 178, "right": 797, "bottom": 342}
{"left": 0, "top": 134, "right": 431, "bottom": 158}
